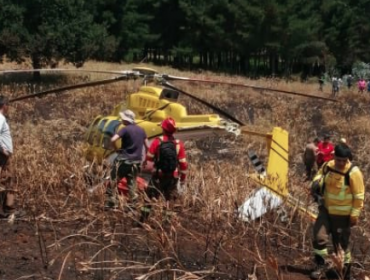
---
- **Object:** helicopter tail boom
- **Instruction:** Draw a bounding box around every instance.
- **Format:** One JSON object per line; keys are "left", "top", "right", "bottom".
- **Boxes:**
{"left": 238, "top": 126, "right": 317, "bottom": 221}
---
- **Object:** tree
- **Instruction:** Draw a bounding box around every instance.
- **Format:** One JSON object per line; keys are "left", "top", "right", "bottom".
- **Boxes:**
{"left": 279, "top": 0, "right": 326, "bottom": 76}
{"left": 1, "top": 0, "right": 110, "bottom": 68}
{"left": 0, "top": 0, "right": 27, "bottom": 62}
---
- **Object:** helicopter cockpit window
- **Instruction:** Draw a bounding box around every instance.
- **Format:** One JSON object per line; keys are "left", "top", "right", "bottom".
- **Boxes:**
{"left": 87, "top": 117, "right": 101, "bottom": 145}
{"left": 159, "top": 89, "right": 180, "bottom": 101}
{"left": 97, "top": 119, "right": 108, "bottom": 132}
{"left": 94, "top": 119, "right": 107, "bottom": 146}
{"left": 101, "top": 120, "right": 120, "bottom": 150}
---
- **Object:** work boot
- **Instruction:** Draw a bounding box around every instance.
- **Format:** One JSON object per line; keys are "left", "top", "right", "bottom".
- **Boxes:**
{"left": 310, "top": 255, "right": 327, "bottom": 279}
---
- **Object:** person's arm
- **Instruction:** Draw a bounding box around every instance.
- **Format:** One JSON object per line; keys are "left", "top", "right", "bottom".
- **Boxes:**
{"left": 111, "top": 128, "right": 125, "bottom": 150}
{"left": 349, "top": 168, "right": 365, "bottom": 226}
{"left": 111, "top": 134, "right": 120, "bottom": 143}
{"left": 177, "top": 142, "right": 188, "bottom": 184}
{"left": 144, "top": 138, "right": 149, "bottom": 154}
{"left": 146, "top": 138, "right": 158, "bottom": 162}
{"left": 0, "top": 147, "right": 10, "bottom": 157}
{"left": 0, "top": 118, "right": 9, "bottom": 156}
{"left": 142, "top": 138, "right": 150, "bottom": 167}
{"left": 311, "top": 164, "right": 326, "bottom": 200}
{"left": 302, "top": 148, "right": 307, "bottom": 162}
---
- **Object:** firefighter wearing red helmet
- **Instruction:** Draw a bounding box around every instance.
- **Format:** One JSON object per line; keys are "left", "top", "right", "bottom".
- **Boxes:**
{"left": 140, "top": 117, "right": 188, "bottom": 223}
{"left": 160, "top": 117, "right": 177, "bottom": 134}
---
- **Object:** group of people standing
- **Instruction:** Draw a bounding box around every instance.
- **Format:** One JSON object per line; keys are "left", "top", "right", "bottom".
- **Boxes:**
{"left": 303, "top": 134, "right": 335, "bottom": 181}
{"left": 107, "top": 109, "right": 188, "bottom": 225}
{"left": 319, "top": 75, "right": 370, "bottom": 96}
{"left": 304, "top": 135, "right": 365, "bottom": 279}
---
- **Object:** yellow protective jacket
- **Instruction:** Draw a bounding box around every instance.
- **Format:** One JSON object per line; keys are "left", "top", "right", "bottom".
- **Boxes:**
{"left": 312, "top": 160, "right": 365, "bottom": 217}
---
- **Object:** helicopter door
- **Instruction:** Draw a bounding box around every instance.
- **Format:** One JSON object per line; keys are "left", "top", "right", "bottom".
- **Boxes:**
{"left": 94, "top": 119, "right": 108, "bottom": 147}
{"left": 101, "top": 119, "right": 121, "bottom": 150}
{"left": 86, "top": 116, "right": 102, "bottom": 145}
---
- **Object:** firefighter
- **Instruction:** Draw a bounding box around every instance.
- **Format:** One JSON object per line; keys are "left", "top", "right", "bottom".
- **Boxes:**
{"left": 310, "top": 143, "right": 365, "bottom": 279}
{"left": 140, "top": 117, "right": 187, "bottom": 223}
{"left": 316, "top": 134, "right": 334, "bottom": 168}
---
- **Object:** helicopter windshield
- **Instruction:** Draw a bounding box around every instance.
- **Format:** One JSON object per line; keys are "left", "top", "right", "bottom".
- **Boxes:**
{"left": 159, "top": 89, "right": 179, "bottom": 101}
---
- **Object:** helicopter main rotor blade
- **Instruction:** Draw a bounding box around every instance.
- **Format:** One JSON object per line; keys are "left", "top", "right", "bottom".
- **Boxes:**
{"left": 162, "top": 75, "right": 338, "bottom": 102}
{"left": 0, "top": 68, "right": 135, "bottom": 76}
{"left": 9, "top": 76, "right": 129, "bottom": 103}
{"left": 162, "top": 81, "right": 245, "bottom": 126}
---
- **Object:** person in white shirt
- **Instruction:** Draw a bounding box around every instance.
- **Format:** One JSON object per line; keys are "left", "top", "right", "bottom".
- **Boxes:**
{"left": 0, "top": 95, "right": 14, "bottom": 218}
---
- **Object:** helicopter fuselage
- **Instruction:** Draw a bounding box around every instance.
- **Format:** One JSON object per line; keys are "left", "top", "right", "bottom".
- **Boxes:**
{"left": 84, "top": 85, "right": 231, "bottom": 163}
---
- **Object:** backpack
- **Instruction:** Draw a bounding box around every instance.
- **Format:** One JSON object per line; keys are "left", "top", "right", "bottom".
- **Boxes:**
{"left": 321, "top": 162, "right": 355, "bottom": 193}
{"left": 155, "top": 138, "right": 178, "bottom": 173}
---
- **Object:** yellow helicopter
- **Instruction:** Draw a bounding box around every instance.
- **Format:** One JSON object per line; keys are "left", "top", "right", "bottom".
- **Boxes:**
{"left": 2, "top": 66, "right": 335, "bottom": 220}
{"left": 83, "top": 67, "right": 242, "bottom": 165}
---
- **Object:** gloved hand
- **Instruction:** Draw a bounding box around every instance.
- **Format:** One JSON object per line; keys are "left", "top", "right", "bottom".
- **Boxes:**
{"left": 350, "top": 216, "right": 358, "bottom": 227}
{"left": 311, "top": 180, "right": 321, "bottom": 197}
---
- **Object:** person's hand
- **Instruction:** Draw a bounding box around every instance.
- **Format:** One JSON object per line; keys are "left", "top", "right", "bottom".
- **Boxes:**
{"left": 311, "top": 180, "right": 321, "bottom": 196}
{"left": 2, "top": 149, "right": 10, "bottom": 157}
{"left": 142, "top": 160, "right": 147, "bottom": 169}
{"left": 350, "top": 216, "right": 358, "bottom": 227}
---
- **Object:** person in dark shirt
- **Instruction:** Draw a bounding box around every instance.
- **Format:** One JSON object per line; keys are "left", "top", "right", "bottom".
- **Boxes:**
{"left": 346, "top": 75, "right": 353, "bottom": 89}
{"left": 303, "top": 137, "right": 320, "bottom": 181}
{"left": 106, "top": 110, "right": 149, "bottom": 208}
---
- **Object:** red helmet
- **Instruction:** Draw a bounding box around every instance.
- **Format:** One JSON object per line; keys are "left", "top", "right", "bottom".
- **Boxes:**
{"left": 161, "top": 117, "right": 176, "bottom": 134}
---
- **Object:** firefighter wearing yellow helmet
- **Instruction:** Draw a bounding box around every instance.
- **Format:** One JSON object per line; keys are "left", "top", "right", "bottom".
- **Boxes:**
{"left": 310, "top": 143, "right": 365, "bottom": 279}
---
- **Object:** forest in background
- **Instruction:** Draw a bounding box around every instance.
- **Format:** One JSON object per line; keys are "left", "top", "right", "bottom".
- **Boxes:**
{"left": 0, "top": 0, "right": 369, "bottom": 77}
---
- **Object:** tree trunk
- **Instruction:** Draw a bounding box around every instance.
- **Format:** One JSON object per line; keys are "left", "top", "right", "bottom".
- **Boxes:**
{"left": 31, "top": 54, "right": 41, "bottom": 81}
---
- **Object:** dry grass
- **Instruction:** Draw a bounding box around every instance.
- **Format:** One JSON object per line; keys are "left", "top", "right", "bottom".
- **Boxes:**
{"left": 0, "top": 61, "right": 369, "bottom": 280}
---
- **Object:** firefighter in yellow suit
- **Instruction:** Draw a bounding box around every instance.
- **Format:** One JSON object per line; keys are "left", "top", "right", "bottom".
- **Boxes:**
{"left": 310, "top": 143, "right": 365, "bottom": 280}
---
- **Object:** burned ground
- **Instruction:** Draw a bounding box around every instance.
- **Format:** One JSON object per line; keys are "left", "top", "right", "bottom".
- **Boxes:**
{"left": 0, "top": 62, "right": 369, "bottom": 280}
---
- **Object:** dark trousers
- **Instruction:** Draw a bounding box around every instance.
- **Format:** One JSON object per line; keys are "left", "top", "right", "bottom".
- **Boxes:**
{"left": 110, "top": 160, "right": 140, "bottom": 202}
{"left": 313, "top": 206, "right": 352, "bottom": 264}
{"left": 140, "top": 174, "right": 178, "bottom": 221}
{"left": 305, "top": 161, "right": 316, "bottom": 181}
{"left": 0, "top": 153, "right": 12, "bottom": 214}
{"left": 147, "top": 175, "right": 178, "bottom": 201}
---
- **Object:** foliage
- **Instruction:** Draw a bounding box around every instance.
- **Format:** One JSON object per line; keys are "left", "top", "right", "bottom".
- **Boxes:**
{"left": 352, "top": 61, "right": 370, "bottom": 80}
{"left": 0, "top": 0, "right": 369, "bottom": 75}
